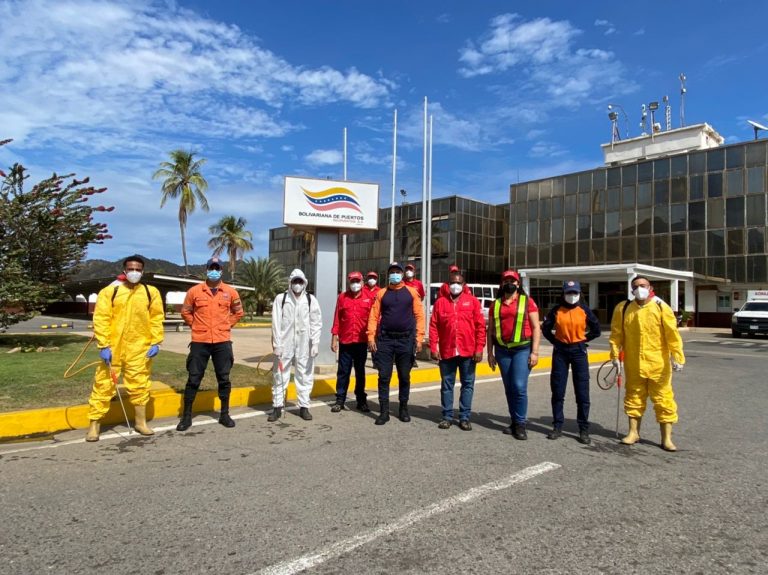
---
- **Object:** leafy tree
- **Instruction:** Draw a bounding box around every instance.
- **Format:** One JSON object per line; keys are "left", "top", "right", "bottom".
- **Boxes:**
{"left": 237, "top": 257, "right": 285, "bottom": 316}
{"left": 0, "top": 140, "right": 113, "bottom": 329}
{"left": 153, "top": 149, "right": 209, "bottom": 275}
{"left": 207, "top": 215, "right": 254, "bottom": 281}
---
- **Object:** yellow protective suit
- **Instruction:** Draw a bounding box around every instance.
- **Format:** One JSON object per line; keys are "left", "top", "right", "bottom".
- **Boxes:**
{"left": 609, "top": 297, "right": 685, "bottom": 423}
{"left": 88, "top": 282, "right": 164, "bottom": 421}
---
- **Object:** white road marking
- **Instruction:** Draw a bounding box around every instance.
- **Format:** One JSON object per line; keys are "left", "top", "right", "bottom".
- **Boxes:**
{"left": 253, "top": 462, "right": 561, "bottom": 575}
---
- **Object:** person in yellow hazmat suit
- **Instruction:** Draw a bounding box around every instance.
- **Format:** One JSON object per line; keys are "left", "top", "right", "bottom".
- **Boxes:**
{"left": 86, "top": 255, "right": 165, "bottom": 442}
{"left": 609, "top": 275, "right": 685, "bottom": 451}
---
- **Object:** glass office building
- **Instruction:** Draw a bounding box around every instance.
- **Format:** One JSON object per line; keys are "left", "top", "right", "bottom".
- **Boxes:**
{"left": 509, "top": 138, "right": 767, "bottom": 324}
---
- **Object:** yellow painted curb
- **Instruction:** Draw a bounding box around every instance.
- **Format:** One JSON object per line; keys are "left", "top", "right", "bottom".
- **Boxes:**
{"left": 0, "top": 351, "right": 611, "bottom": 441}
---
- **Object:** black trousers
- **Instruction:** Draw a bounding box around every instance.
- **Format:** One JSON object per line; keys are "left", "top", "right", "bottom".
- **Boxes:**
{"left": 184, "top": 341, "right": 234, "bottom": 405}
{"left": 375, "top": 332, "right": 415, "bottom": 409}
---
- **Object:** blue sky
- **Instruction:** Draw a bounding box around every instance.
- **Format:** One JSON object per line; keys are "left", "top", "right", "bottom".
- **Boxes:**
{"left": 2, "top": 0, "right": 767, "bottom": 265}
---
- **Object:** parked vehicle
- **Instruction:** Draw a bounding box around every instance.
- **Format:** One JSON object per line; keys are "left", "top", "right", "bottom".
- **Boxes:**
{"left": 429, "top": 283, "right": 498, "bottom": 322}
{"left": 731, "top": 292, "right": 768, "bottom": 337}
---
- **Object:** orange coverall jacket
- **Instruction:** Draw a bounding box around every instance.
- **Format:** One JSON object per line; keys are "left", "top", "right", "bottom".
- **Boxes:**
{"left": 181, "top": 282, "right": 244, "bottom": 343}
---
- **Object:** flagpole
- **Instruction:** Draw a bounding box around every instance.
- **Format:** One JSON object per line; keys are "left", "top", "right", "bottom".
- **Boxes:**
{"left": 421, "top": 96, "right": 428, "bottom": 313}
{"left": 426, "top": 114, "right": 433, "bottom": 327}
{"left": 389, "top": 109, "right": 397, "bottom": 263}
{"left": 341, "top": 127, "right": 347, "bottom": 284}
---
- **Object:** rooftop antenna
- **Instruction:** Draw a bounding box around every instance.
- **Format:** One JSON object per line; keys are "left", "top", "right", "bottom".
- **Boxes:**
{"left": 663, "top": 95, "right": 672, "bottom": 131}
{"left": 608, "top": 110, "right": 620, "bottom": 144}
{"left": 640, "top": 104, "right": 648, "bottom": 135}
{"left": 649, "top": 100, "right": 660, "bottom": 134}
{"left": 679, "top": 73, "right": 687, "bottom": 127}
{"left": 747, "top": 120, "right": 768, "bottom": 140}
{"left": 608, "top": 103, "right": 629, "bottom": 139}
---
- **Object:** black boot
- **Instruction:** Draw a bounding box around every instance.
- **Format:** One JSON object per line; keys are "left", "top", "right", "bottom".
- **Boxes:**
{"left": 375, "top": 399, "right": 390, "bottom": 425}
{"left": 176, "top": 402, "right": 193, "bottom": 431}
{"left": 219, "top": 397, "right": 235, "bottom": 428}
{"left": 356, "top": 396, "right": 370, "bottom": 413}
{"left": 578, "top": 428, "right": 591, "bottom": 445}
{"left": 267, "top": 406, "right": 283, "bottom": 422}
{"left": 398, "top": 401, "right": 411, "bottom": 423}
{"left": 512, "top": 422, "right": 528, "bottom": 440}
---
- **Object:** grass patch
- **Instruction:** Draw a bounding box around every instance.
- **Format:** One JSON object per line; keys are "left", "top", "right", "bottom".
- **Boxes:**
{"left": 0, "top": 334, "right": 272, "bottom": 413}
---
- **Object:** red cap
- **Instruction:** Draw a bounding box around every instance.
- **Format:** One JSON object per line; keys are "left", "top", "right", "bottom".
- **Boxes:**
{"left": 405, "top": 263, "right": 415, "bottom": 270}
{"left": 448, "top": 265, "right": 459, "bottom": 273}
{"left": 501, "top": 269, "right": 520, "bottom": 281}
{"left": 347, "top": 271, "right": 363, "bottom": 281}
{"left": 366, "top": 271, "right": 378, "bottom": 279}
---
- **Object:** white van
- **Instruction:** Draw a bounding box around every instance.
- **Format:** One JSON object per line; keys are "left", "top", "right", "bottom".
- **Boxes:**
{"left": 731, "top": 291, "right": 768, "bottom": 338}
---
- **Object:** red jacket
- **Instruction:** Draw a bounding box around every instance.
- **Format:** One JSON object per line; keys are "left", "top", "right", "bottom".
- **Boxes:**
{"left": 364, "top": 284, "right": 381, "bottom": 298}
{"left": 404, "top": 277, "right": 425, "bottom": 299}
{"left": 331, "top": 290, "right": 374, "bottom": 344}
{"left": 429, "top": 286, "right": 486, "bottom": 359}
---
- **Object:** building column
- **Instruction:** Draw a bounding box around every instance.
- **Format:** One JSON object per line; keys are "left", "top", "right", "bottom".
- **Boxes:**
{"left": 315, "top": 229, "right": 338, "bottom": 367}
{"left": 589, "top": 281, "right": 598, "bottom": 310}
{"left": 684, "top": 280, "right": 694, "bottom": 312}
{"left": 670, "top": 280, "right": 679, "bottom": 312}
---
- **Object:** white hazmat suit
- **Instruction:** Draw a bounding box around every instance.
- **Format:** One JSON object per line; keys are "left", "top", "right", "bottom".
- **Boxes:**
{"left": 271, "top": 269, "right": 322, "bottom": 408}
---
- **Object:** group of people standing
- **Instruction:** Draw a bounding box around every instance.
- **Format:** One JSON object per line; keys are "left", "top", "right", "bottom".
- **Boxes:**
{"left": 84, "top": 255, "right": 686, "bottom": 451}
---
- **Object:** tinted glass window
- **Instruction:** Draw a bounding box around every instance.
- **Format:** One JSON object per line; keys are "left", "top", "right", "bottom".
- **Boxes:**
{"left": 747, "top": 228, "right": 765, "bottom": 253}
{"left": 654, "top": 206, "right": 669, "bottom": 234}
{"left": 746, "top": 195, "right": 766, "bottom": 226}
{"left": 689, "top": 175, "right": 704, "bottom": 200}
{"left": 654, "top": 157, "right": 670, "bottom": 180}
{"left": 607, "top": 167, "right": 621, "bottom": 188}
{"left": 727, "top": 229, "right": 744, "bottom": 255}
{"left": 726, "top": 146, "right": 745, "bottom": 169}
{"left": 637, "top": 182, "right": 652, "bottom": 207}
{"left": 565, "top": 175, "right": 578, "bottom": 195}
{"left": 606, "top": 212, "right": 619, "bottom": 237}
{"left": 708, "top": 198, "right": 724, "bottom": 229}
{"left": 622, "top": 186, "right": 635, "bottom": 210}
{"left": 726, "top": 169, "right": 744, "bottom": 197}
{"left": 606, "top": 188, "right": 620, "bottom": 211}
{"left": 689, "top": 202, "right": 706, "bottom": 231}
{"left": 708, "top": 148, "right": 725, "bottom": 172}
{"left": 747, "top": 166, "right": 764, "bottom": 194}
{"left": 670, "top": 177, "right": 687, "bottom": 203}
{"left": 621, "top": 211, "right": 635, "bottom": 236}
{"left": 708, "top": 230, "right": 725, "bottom": 256}
{"left": 708, "top": 173, "right": 723, "bottom": 198}
{"left": 622, "top": 164, "right": 637, "bottom": 185}
{"left": 726, "top": 197, "right": 744, "bottom": 228}
{"left": 637, "top": 161, "right": 653, "bottom": 182}
{"left": 689, "top": 152, "right": 706, "bottom": 174}
{"left": 637, "top": 208, "right": 652, "bottom": 235}
{"left": 593, "top": 170, "right": 606, "bottom": 190}
{"left": 592, "top": 213, "right": 605, "bottom": 238}
{"left": 671, "top": 203, "right": 687, "bottom": 232}
{"left": 689, "top": 231, "right": 705, "bottom": 257}
{"left": 746, "top": 142, "right": 766, "bottom": 167}
{"left": 671, "top": 234, "right": 687, "bottom": 258}
{"left": 655, "top": 180, "right": 669, "bottom": 205}
{"left": 671, "top": 155, "right": 687, "bottom": 176}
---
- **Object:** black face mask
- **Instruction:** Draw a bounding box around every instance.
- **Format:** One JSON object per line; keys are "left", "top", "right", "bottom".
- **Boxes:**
{"left": 502, "top": 283, "right": 518, "bottom": 294}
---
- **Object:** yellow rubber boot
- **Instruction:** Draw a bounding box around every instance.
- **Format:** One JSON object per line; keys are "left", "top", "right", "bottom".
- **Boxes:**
{"left": 620, "top": 417, "right": 641, "bottom": 445}
{"left": 660, "top": 423, "right": 677, "bottom": 452}
{"left": 133, "top": 405, "right": 154, "bottom": 436}
{"left": 85, "top": 421, "right": 100, "bottom": 442}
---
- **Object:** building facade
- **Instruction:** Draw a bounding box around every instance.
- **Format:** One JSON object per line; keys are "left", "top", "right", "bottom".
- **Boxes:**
{"left": 269, "top": 134, "right": 767, "bottom": 327}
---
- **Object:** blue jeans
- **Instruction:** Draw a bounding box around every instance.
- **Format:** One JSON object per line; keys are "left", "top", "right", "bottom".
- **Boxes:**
{"left": 550, "top": 343, "right": 591, "bottom": 431}
{"left": 335, "top": 342, "right": 368, "bottom": 403}
{"left": 494, "top": 344, "right": 532, "bottom": 424}
{"left": 439, "top": 356, "right": 476, "bottom": 421}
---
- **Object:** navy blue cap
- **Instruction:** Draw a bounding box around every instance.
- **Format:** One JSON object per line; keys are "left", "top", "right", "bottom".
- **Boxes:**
{"left": 206, "top": 257, "right": 222, "bottom": 269}
{"left": 563, "top": 280, "right": 581, "bottom": 293}
{"left": 388, "top": 261, "right": 404, "bottom": 272}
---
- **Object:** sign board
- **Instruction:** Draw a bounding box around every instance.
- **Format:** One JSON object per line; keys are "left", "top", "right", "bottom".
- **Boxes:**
{"left": 283, "top": 176, "right": 379, "bottom": 231}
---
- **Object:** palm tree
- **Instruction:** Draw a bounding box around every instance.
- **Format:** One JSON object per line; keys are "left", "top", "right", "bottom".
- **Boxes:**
{"left": 238, "top": 257, "right": 285, "bottom": 316}
{"left": 153, "top": 150, "right": 209, "bottom": 275}
{"left": 207, "top": 215, "right": 254, "bottom": 280}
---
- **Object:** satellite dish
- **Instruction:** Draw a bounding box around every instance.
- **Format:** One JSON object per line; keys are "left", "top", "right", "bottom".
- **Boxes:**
{"left": 748, "top": 120, "right": 768, "bottom": 140}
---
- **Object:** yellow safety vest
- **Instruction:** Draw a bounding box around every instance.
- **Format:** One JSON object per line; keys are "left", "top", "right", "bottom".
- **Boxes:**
{"left": 494, "top": 295, "right": 530, "bottom": 348}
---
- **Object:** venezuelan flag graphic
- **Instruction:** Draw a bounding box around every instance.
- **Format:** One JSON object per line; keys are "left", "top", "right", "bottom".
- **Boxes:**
{"left": 302, "top": 187, "right": 363, "bottom": 213}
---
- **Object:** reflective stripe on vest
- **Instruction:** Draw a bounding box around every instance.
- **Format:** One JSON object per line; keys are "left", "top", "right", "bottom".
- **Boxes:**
{"left": 494, "top": 294, "right": 529, "bottom": 348}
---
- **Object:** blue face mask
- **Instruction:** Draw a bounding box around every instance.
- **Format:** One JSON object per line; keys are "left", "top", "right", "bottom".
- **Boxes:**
{"left": 207, "top": 269, "right": 222, "bottom": 281}
{"left": 388, "top": 273, "right": 403, "bottom": 284}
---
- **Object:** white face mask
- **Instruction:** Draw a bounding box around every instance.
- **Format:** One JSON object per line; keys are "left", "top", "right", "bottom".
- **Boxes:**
{"left": 632, "top": 286, "right": 650, "bottom": 301}
{"left": 449, "top": 283, "right": 463, "bottom": 296}
{"left": 564, "top": 293, "right": 580, "bottom": 305}
{"left": 349, "top": 282, "right": 361, "bottom": 293}
{"left": 367, "top": 278, "right": 377, "bottom": 287}
{"left": 291, "top": 283, "right": 305, "bottom": 294}
{"left": 125, "top": 271, "right": 142, "bottom": 284}
{"left": 405, "top": 270, "right": 414, "bottom": 279}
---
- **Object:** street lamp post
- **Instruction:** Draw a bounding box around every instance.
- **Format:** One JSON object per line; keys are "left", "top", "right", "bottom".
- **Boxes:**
{"left": 607, "top": 103, "right": 629, "bottom": 139}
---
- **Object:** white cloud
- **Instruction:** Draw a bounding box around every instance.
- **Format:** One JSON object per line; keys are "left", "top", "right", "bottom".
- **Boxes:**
{"left": 633, "top": 28, "right": 645, "bottom": 36}
{"left": 0, "top": 0, "right": 391, "bottom": 150}
{"left": 305, "top": 149, "right": 343, "bottom": 166}
{"left": 457, "top": 13, "right": 636, "bottom": 113}
{"left": 528, "top": 141, "right": 567, "bottom": 158}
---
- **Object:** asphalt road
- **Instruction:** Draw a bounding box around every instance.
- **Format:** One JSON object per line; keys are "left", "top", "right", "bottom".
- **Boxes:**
{"left": 1, "top": 332, "right": 766, "bottom": 575}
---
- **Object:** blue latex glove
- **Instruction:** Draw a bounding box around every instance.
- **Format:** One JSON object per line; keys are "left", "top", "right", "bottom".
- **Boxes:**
{"left": 99, "top": 347, "right": 112, "bottom": 363}
{"left": 146, "top": 344, "right": 160, "bottom": 358}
